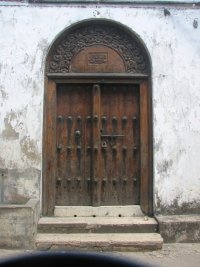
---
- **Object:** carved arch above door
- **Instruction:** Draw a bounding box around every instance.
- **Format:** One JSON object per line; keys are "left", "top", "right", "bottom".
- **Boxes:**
{"left": 46, "top": 21, "right": 150, "bottom": 74}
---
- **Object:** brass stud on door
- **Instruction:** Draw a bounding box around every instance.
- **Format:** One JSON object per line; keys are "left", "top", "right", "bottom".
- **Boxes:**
{"left": 86, "top": 116, "right": 91, "bottom": 122}
{"left": 93, "top": 115, "right": 98, "bottom": 122}
{"left": 101, "top": 116, "right": 107, "bottom": 123}
{"left": 112, "top": 179, "right": 117, "bottom": 185}
{"left": 57, "top": 115, "right": 63, "bottom": 122}
{"left": 122, "top": 116, "right": 127, "bottom": 126}
{"left": 112, "top": 116, "right": 117, "bottom": 124}
{"left": 122, "top": 116, "right": 127, "bottom": 122}
{"left": 57, "top": 144, "right": 62, "bottom": 152}
{"left": 133, "top": 116, "right": 137, "bottom": 122}
{"left": 77, "top": 116, "right": 82, "bottom": 122}
{"left": 102, "top": 178, "right": 107, "bottom": 184}
{"left": 56, "top": 177, "right": 62, "bottom": 186}
{"left": 75, "top": 130, "right": 81, "bottom": 138}
{"left": 77, "top": 146, "right": 81, "bottom": 152}
{"left": 67, "top": 116, "right": 72, "bottom": 122}
{"left": 133, "top": 146, "right": 137, "bottom": 155}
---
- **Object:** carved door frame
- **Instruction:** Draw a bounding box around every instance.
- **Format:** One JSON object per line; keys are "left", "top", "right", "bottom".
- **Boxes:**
{"left": 42, "top": 20, "right": 153, "bottom": 216}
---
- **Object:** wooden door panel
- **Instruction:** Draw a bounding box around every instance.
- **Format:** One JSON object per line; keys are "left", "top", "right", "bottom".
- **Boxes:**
{"left": 56, "top": 84, "right": 92, "bottom": 205}
{"left": 56, "top": 83, "right": 140, "bottom": 206}
{"left": 99, "top": 84, "right": 140, "bottom": 205}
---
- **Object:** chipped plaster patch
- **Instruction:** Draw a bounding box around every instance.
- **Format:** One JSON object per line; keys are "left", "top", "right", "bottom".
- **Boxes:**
{"left": 1, "top": 118, "right": 19, "bottom": 140}
{"left": 157, "top": 159, "right": 173, "bottom": 175}
{"left": 1, "top": 167, "right": 40, "bottom": 204}
{"left": 0, "top": 110, "right": 24, "bottom": 140}
{"left": 20, "top": 136, "right": 40, "bottom": 164}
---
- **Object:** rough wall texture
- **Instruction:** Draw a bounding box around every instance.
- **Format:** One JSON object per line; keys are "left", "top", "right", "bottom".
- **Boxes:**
{"left": 0, "top": 3, "right": 200, "bottom": 214}
{"left": 0, "top": 199, "right": 39, "bottom": 248}
{"left": 156, "top": 215, "right": 200, "bottom": 242}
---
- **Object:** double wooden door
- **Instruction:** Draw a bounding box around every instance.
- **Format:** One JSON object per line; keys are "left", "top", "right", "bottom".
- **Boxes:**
{"left": 56, "top": 83, "right": 140, "bottom": 206}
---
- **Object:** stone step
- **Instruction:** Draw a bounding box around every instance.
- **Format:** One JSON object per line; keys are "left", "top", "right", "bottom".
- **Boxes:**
{"left": 54, "top": 205, "right": 143, "bottom": 217}
{"left": 38, "top": 216, "right": 158, "bottom": 234}
{"left": 36, "top": 233, "right": 163, "bottom": 251}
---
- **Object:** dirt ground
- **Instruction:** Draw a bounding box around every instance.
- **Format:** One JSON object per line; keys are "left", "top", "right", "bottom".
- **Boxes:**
{"left": 116, "top": 243, "right": 200, "bottom": 267}
{"left": 0, "top": 243, "right": 199, "bottom": 267}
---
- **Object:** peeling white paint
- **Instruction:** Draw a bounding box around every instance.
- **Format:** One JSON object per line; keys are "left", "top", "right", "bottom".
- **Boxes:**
{"left": 0, "top": 4, "right": 200, "bottom": 212}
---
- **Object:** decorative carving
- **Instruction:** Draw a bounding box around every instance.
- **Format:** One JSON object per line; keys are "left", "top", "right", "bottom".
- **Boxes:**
{"left": 88, "top": 52, "right": 108, "bottom": 65}
{"left": 48, "top": 24, "right": 149, "bottom": 74}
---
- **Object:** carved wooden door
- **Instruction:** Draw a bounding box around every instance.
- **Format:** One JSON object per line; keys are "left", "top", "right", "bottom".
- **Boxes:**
{"left": 56, "top": 83, "right": 140, "bottom": 206}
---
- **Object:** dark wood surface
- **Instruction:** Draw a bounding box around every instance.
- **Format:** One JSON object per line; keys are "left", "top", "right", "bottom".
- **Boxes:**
{"left": 99, "top": 84, "right": 140, "bottom": 205}
{"left": 42, "top": 80, "right": 57, "bottom": 215}
{"left": 54, "top": 83, "right": 141, "bottom": 206}
{"left": 56, "top": 84, "right": 92, "bottom": 205}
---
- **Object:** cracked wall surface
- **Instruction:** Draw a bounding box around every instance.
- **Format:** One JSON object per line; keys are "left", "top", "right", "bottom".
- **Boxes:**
{"left": 0, "top": 3, "right": 200, "bottom": 214}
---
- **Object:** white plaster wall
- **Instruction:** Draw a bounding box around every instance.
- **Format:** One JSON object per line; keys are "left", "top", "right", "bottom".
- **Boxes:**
{"left": 0, "top": 3, "right": 200, "bottom": 212}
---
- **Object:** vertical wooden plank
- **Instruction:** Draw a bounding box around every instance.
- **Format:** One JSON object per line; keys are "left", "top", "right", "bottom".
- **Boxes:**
{"left": 42, "top": 79, "right": 57, "bottom": 215}
{"left": 140, "top": 79, "right": 151, "bottom": 215}
{"left": 56, "top": 84, "right": 92, "bottom": 206}
{"left": 92, "top": 84, "right": 102, "bottom": 206}
{"left": 100, "top": 84, "right": 140, "bottom": 205}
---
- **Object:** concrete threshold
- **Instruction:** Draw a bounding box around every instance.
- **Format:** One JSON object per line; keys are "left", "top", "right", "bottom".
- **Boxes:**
{"left": 54, "top": 205, "right": 143, "bottom": 217}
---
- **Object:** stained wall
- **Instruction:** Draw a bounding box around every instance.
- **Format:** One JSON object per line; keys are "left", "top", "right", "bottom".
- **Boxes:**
{"left": 0, "top": 1, "right": 200, "bottom": 214}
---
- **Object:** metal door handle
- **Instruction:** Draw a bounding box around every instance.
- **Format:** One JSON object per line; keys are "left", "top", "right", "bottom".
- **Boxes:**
{"left": 75, "top": 130, "right": 81, "bottom": 138}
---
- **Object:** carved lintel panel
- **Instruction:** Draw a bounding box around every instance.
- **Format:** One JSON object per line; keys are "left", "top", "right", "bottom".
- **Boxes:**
{"left": 48, "top": 23, "right": 149, "bottom": 74}
{"left": 71, "top": 45, "right": 126, "bottom": 73}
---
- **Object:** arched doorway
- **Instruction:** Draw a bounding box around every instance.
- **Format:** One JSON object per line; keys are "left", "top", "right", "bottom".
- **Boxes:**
{"left": 43, "top": 20, "right": 152, "bottom": 216}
